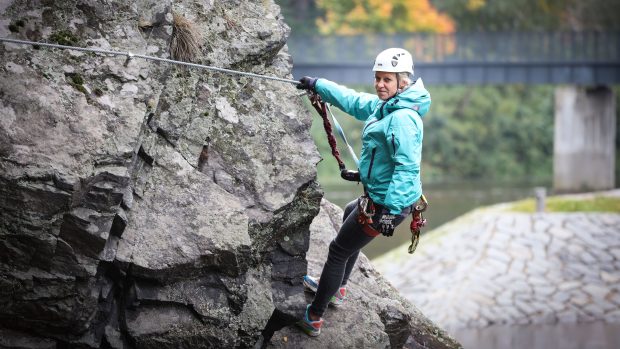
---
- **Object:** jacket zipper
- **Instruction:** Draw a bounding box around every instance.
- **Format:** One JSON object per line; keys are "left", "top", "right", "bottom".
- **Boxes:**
{"left": 391, "top": 133, "right": 396, "bottom": 155}
{"left": 363, "top": 119, "right": 379, "bottom": 133}
{"left": 367, "top": 148, "right": 377, "bottom": 179}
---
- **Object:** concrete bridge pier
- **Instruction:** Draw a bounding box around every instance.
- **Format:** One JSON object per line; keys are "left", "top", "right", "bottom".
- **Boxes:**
{"left": 554, "top": 85, "right": 616, "bottom": 192}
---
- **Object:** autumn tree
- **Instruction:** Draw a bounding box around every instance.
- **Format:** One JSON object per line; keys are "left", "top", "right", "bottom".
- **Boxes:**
{"left": 430, "top": 0, "right": 620, "bottom": 31}
{"left": 315, "top": 0, "right": 455, "bottom": 35}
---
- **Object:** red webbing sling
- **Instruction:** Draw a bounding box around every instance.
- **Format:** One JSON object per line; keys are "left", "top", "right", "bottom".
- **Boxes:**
{"left": 309, "top": 92, "right": 346, "bottom": 171}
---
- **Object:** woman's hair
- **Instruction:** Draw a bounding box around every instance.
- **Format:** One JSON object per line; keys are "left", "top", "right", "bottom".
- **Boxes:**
{"left": 397, "top": 72, "right": 413, "bottom": 87}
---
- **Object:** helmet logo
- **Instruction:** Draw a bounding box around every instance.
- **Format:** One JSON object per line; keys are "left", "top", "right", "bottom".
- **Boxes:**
{"left": 391, "top": 55, "right": 399, "bottom": 67}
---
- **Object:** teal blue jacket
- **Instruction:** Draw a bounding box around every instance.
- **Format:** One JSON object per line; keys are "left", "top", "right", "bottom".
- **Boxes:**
{"left": 315, "top": 78, "right": 431, "bottom": 214}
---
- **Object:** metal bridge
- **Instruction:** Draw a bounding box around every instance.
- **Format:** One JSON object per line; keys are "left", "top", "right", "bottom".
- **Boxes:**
{"left": 288, "top": 32, "right": 620, "bottom": 85}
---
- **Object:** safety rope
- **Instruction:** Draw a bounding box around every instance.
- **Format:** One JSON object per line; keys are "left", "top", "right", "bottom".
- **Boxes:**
{"left": 327, "top": 106, "right": 359, "bottom": 167}
{"left": 0, "top": 37, "right": 300, "bottom": 85}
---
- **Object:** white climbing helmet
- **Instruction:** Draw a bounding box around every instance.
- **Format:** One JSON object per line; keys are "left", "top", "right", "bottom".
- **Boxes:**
{"left": 372, "top": 48, "right": 414, "bottom": 75}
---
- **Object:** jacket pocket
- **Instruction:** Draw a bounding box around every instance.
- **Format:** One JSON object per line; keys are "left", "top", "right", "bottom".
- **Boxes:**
{"left": 367, "top": 148, "right": 377, "bottom": 180}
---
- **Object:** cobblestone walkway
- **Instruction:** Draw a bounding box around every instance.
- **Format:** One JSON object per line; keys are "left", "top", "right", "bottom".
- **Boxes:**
{"left": 373, "top": 191, "right": 620, "bottom": 348}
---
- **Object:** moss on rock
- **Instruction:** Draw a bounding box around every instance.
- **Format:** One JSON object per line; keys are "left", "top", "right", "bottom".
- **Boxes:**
{"left": 49, "top": 30, "right": 78, "bottom": 46}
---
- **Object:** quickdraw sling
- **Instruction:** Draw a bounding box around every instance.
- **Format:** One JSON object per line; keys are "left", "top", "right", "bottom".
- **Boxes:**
{"left": 408, "top": 194, "right": 428, "bottom": 254}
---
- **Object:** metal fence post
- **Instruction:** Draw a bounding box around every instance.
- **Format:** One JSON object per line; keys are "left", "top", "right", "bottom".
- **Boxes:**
{"left": 534, "top": 187, "right": 546, "bottom": 213}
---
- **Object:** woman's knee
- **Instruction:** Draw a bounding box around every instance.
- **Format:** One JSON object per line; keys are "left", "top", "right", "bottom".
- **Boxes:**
{"left": 327, "top": 239, "right": 353, "bottom": 263}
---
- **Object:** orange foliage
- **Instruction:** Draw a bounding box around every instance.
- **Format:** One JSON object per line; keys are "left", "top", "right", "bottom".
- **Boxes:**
{"left": 316, "top": 0, "right": 455, "bottom": 35}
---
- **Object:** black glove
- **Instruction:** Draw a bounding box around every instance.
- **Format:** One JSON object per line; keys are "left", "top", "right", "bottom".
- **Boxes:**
{"left": 377, "top": 212, "right": 396, "bottom": 237}
{"left": 296, "top": 76, "right": 318, "bottom": 91}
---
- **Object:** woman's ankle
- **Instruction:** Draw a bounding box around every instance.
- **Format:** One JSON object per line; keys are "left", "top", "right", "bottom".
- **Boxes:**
{"left": 309, "top": 309, "right": 321, "bottom": 321}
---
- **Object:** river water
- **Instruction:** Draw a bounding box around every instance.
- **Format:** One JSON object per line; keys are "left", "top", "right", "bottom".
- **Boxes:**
{"left": 321, "top": 180, "right": 549, "bottom": 260}
{"left": 453, "top": 322, "right": 620, "bottom": 349}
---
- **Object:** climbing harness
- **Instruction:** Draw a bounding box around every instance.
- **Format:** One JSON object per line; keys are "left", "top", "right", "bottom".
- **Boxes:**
{"left": 0, "top": 37, "right": 300, "bottom": 85}
{"left": 354, "top": 192, "right": 428, "bottom": 253}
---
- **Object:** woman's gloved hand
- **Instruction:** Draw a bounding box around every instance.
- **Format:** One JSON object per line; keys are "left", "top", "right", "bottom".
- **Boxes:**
{"left": 377, "top": 213, "right": 396, "bottom": 236}
{"left": 297, "top": 76, "right": 318, "bottom": 91}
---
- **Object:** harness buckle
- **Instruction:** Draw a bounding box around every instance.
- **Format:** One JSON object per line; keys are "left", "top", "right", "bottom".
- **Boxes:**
{"left": 357, "top": 195, "right": 380, "bottom": 237}
{"left": 414, "top": 194, "right": 428, "bottom": 212}
{"left": 357, "top": 195, "right": 375, "bottom": 220}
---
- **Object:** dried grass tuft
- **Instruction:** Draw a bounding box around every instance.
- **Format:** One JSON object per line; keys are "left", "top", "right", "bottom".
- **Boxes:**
{"left": 170, "top": 12, "right": 201, "bottom": 62}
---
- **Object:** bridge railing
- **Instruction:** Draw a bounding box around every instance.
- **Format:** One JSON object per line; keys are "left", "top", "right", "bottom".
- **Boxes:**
{"left": 288, "top": 31, "right": 620, "bottom": 64}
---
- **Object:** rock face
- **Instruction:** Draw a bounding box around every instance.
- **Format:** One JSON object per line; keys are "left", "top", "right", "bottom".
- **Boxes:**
{"left": 0, "top": 0, "right": 318, "bottom": 347}
{"left": 0, "top": 1, "right": 457, "bottom": 348}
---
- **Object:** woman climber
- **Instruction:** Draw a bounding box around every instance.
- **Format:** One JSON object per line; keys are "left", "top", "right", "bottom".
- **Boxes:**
{"left": 295, "top": 48, "right": 431, "bottom": 337}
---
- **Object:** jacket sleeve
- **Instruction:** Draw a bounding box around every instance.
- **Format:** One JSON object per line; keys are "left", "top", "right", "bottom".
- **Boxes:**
{"left": 383, "top": 111, "right": 423, "bottom": 214}
{"left": 315, "top": 79, "right": 380, "bottom": 121}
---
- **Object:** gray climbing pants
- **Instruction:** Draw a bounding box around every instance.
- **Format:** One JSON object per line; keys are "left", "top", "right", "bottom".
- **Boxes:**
{"left": 309, "top": 199, "right": 411, "bottom": 317}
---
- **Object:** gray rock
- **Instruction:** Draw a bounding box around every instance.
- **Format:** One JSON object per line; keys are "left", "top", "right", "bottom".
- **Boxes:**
{"left": 601, "top": 271, "right": 620, "bottom": 284}
{"left": 2, "top": 0, "right": 310, "bottom": 346}
{"left": 0, "top": 328, "right": 56, "bottom": 349}
{"left": 582, "top": 284, "right": 611, "bottom": 301}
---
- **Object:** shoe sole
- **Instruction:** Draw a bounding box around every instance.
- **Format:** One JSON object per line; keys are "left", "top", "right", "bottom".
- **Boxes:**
{"left": 303, "top": 278, "right": 318, "bottom": 293}
{"left": 296, "top": 305, "right": 322, "bottom": 338}
{"left": 297, "top": 321, "right": 321, "bottom": 337}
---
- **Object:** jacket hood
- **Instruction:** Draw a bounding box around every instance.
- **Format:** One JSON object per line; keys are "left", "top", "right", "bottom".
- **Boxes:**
{"left": 384, "top": 78, "right": 431, "bottom": 117}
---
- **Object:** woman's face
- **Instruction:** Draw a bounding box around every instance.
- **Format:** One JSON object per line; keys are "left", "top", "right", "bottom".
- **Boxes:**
{"left": 374, "top": 71, "right": 400, "bottom": 100}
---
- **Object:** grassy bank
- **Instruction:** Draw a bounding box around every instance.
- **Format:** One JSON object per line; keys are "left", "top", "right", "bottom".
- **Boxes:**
{"left": 509, "top": 195, "right": 620, "bottom": 213}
